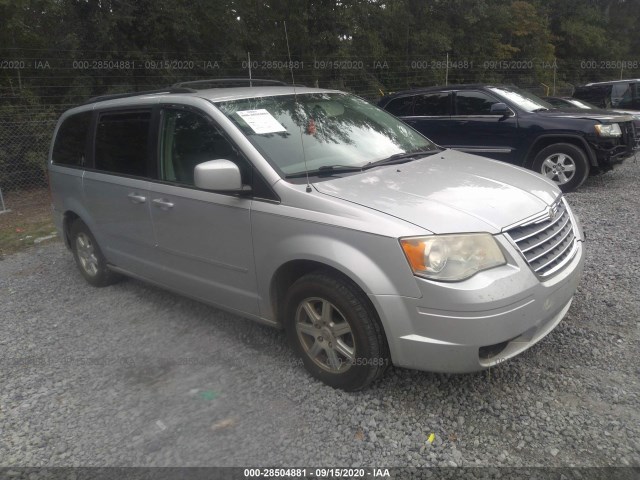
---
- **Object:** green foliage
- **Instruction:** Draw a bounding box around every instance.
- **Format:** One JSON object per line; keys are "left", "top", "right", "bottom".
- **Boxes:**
{"left": 0, "top": 0, "right": 639, "bottom": 101}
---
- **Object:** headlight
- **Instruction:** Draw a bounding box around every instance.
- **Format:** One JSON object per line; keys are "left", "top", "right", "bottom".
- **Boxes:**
{"left": 400, "top": 233, "right": 506, "bottom": 281}
{"left": 594, "top": 123, "right": 622, "bottom": 137}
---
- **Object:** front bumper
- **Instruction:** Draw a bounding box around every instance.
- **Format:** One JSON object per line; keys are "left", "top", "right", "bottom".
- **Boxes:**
{"left": 370, "top": 232, "right": 585, "bottom": 373}
{"left": 592, "top": 120, "right": 638, "bottom": 166}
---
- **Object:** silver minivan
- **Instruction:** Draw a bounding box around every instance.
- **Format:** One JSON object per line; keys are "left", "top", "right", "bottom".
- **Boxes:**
{"left": 48, "top": 82, "right": 585, "bottom": 390}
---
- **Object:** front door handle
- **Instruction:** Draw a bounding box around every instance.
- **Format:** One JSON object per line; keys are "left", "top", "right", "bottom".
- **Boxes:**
{"left": 127, "top": 193, "right": 147, "bottom": 204}
{"left": 152, "top": 198, "right": 174, "bottom": 210}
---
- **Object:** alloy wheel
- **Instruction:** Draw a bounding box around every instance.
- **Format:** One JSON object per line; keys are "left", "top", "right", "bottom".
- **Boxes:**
{"left": 75, "top": 232, "right": 99, "bottom": 277}
{"left": 541, "top": 153, "right": 577, "bottom": 185}
{"left": 295, "top": 297, "right": 355, "bottom": 373}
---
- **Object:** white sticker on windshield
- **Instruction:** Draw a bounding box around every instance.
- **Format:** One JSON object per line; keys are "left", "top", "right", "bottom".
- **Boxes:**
{"left": 236, "top": 109, "right": 287, "bottom": 134}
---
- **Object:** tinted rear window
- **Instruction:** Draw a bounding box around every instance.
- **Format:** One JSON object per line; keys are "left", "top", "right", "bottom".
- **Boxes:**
{"left": 52, "top": 111, "right": 92, "bottom": 167}
{"left": 95, "top": 111, "right": 151, "bottom": 177}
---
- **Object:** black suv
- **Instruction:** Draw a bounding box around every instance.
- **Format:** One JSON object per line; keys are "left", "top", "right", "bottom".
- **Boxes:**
{"left": 573, "top": 79, "right": 640, "bottom": 111}
{"left": 379, "top": 84, "right": 637, "bottom": 192}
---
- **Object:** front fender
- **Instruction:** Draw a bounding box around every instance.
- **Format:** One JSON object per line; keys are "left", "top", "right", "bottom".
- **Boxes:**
{"left": 252, "top": 214, "right": 423, "bottom": 322}
{"left": 525, "top": 134, "right": 597, "bottom": 168}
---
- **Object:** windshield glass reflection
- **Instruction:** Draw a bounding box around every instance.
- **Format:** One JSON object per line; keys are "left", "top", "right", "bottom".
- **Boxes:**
{"left": 489, "top": 86, "right": 554, "bottom": 112}
{"left": 215, "top": 93, "right": 435, "bottom": 176}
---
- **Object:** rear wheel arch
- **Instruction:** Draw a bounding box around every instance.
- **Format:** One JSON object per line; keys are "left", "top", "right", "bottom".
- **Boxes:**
{"left": 62, "top": 211, "right": 81, "bottom": 248}
{"left": 68, "top": 218, "right": 121, "bottom": 287}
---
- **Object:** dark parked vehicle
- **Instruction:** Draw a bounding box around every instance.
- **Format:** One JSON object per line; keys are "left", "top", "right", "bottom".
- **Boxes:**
{"left": 544, "top": 95, "right": 640, "bottom": 142}
{"left": 379, "top": 84, "right": 637, "bottom": 192}
{"left": 573, "top": 79, "right": 640, "bottom": 111}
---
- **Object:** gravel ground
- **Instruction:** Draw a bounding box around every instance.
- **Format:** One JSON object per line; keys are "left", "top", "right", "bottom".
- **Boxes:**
{"left": 0, "top": 159, "right": 639, "bottom": 469}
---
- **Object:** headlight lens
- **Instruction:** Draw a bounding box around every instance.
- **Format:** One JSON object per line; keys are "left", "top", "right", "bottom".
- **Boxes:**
{"left": 400, "top": 233, "right": 506, "bottom": 281}
{"left": 594, "top": 123, "right": 622, "bottom": 137}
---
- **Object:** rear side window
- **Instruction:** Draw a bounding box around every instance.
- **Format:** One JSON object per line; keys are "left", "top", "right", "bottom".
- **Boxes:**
{"left": 455, "top": 91, "right": 500, "bottom": 115}
{"left": 52, "top": 112, "right": 92, "bottom": 167}
{"left": 384, "top": 96, "right": 414, "bottom": 116}
{"left": 95, "top": 111, "right": 151, "bottom": 177}
{"left": 413, "top": 93, "right": 450, "bottom": 116}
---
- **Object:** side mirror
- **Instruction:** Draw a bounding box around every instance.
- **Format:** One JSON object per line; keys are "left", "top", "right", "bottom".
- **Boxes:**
{"left": 194, "top": 159, "right": 247, "bottom": 192}
{"left": 490, "top": 103, "right": 513, "bottom": 116}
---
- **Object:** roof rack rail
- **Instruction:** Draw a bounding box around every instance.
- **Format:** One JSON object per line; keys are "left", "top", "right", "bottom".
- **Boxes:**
{"left": 172, "top": 78, "right": 288, "bottom": 89}
{"left": 82, "top": 87, "right": 196, "bottom": 105}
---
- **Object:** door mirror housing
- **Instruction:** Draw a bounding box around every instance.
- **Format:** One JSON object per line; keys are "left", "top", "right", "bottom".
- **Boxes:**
{"left": 194, "top": 159, "right": 247, "bottom": 192}
{"left": 490, "top": 103, "right": 513, "bottom": 116}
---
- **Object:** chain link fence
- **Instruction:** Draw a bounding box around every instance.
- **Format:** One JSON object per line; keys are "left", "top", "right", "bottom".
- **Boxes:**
{"left": 0, "top": 104, "right": 58, "bottom": 214}
{"left": 1, "top": 55, "right": 639, "bottom": 216}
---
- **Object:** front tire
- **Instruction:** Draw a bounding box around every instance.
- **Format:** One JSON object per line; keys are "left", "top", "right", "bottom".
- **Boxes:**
{"left": 70, "top": 220, "right": 121, "bottom": 287}
{"left": 532, "top": 143, "right": 590, "bottom": 192}
{"left": 284, "top": 271, "right": 389, "bottom": 391}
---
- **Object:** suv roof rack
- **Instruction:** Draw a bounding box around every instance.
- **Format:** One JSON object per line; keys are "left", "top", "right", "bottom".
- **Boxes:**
{"left": 83, "top": 87, "right": 196, "bottom": 105}
{"left": 172, "top": 78, "right": 289, "bottom": 89}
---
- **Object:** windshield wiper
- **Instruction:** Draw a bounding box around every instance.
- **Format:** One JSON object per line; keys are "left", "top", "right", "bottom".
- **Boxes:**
{"left": 532, "top": 107, "right": 549, "bottom": 112}
{"left": 362, "top": 149, "right": 441, "bottom": 170}
{"left": 284, "top": 164, "right": 363, "bottom": 179}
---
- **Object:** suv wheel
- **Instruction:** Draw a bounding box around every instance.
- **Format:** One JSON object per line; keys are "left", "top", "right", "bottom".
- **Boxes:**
{"left": 70, "top": 220, "right": 121, "bottom": 287}
{"left": 532, "top": 143, "right": 590, "bottom": 192}
{"left": 284, "top": 271, "right": 389, "bottom": 391}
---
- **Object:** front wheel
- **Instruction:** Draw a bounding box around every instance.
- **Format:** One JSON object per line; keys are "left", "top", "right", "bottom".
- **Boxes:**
{"left": 284, "top": 271, "right": 389, "bottom": 391}
{"left": 532, "top": 143, "right": 590, "bottom": 192}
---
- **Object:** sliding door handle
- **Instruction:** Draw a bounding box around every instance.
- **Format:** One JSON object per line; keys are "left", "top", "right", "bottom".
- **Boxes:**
{"left": 152, "top": 198, "right": 174, "bottom": 210}
{"left": 127, "top": 193, "right": 147, "bottom": 204}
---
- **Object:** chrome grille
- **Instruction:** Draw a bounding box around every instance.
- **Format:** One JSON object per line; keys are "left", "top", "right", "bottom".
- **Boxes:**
{"left": 505, "top": 198, "right": 577, "bottom": 277}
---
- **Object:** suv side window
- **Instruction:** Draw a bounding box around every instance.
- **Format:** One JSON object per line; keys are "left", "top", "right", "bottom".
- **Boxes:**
{"left": 413, "top": 93, "right": 450, "bottom": 116}
{"left": 384, "top": 96, "right": 414, "bottom": 116}
{"left": 159, "top": 108, "right": 249, "bottom": 187}
{"left": 95, "top": 111, "right": 151, "bottom": 177}
{"left": 52, "top": 111, "right": 92, "bottom": 167}
{"left": 454, "top": 91, "right": 500, "bottom": 115}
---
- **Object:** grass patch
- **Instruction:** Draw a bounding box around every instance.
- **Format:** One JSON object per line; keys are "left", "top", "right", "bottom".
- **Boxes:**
{"left": 0, "top": 188, "right": 58, "bottom": 258}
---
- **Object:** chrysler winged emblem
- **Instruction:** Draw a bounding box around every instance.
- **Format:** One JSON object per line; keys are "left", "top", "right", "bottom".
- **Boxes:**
{"left": 548, "top": 203, "right": 559, "bottom": 220}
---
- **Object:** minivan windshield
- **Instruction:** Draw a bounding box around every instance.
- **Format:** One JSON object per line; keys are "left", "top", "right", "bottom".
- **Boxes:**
{"left": 215, "top": 93, "right": 436, "bottom": 177}
{"left": 489, "top": 86, "right": 555, "bottom": 112}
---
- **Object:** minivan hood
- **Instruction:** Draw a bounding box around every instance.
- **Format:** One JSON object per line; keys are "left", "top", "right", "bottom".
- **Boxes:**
{"left": 313, "top": 149, "right": 559, "bottom": 234}
{"left": 541, "top": 109, "right": 633, "bottom": 123}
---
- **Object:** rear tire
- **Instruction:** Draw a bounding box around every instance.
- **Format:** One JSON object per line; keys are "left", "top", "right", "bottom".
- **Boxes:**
{"left": 284, "top": 271, "right": 389, "bottom": 391}
{"left": 532, "top": 143, "right": 590, "bottom": 192}
{"left": 70, "top": 220, "right": 121, "bottom": 287}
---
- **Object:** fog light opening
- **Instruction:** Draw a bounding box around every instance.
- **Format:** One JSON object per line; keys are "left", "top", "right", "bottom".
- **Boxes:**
{"left": 479, "top": 340, "right": 510, "bottom": 360}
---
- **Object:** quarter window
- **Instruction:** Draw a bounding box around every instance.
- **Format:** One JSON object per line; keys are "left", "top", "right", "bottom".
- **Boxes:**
{"left": 52, "top": 112, "right": 92, "bottom": 167}
{"left": 95, "top": 111, "right": 151, "bottom": 177}
{"left": 413, "top": 93, "right": 450, "bottom": 116}
{"left": 455, "top": 91, "right": 500, "bottom": 115}
{"left": 159, "top": 109, "right": 247, "bottom": 186}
